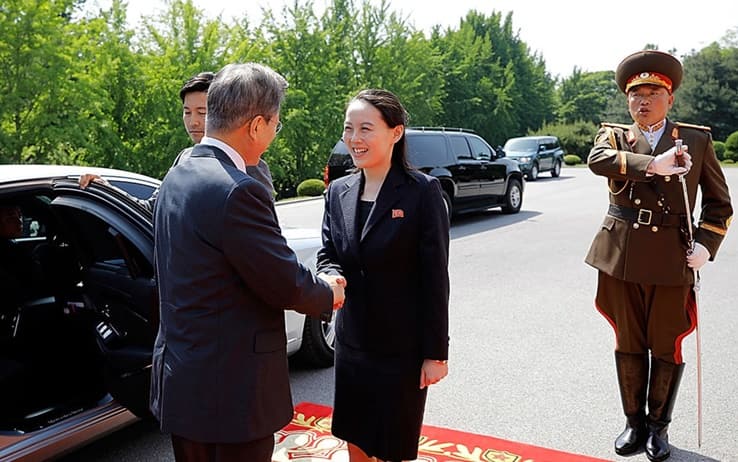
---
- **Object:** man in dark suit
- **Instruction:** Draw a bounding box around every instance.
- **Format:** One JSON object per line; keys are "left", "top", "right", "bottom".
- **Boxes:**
{"left": 151, "top": 62, "right": 345, "bottom": 462}
{"left": 586, "top": 50, "right": 732, "bottom": 461}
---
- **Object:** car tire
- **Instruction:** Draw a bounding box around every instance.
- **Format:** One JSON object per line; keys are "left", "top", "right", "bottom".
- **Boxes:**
{"left": 441, "top": 191, "right": 452, "bottom": 226}
{"left": 501, "top": 178, "right": 523, "bottom": 214}
{"left": 527, "top": 163, "right": 539, "bottom": 181}
{"left": 293, "top": 314, "right": 336, "bottom": 368}
{"left": 551, "top": 159, "right": 562, "bottom": 177}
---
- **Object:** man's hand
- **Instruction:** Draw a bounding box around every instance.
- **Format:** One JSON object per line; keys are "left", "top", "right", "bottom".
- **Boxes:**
{"left": 318, "top": 273, "right": 346, "bottom": 309}
{"left": 646, "top": 145, "right": 692, "bottom": 176}
{"left": 79, "top": 174, "right": 110, "bottom": 189}
{"left": 687, "top": 242, "right": 711, "bottom": 270}
{"left": 420, "top": 359, "right": 448, "bottom": 389}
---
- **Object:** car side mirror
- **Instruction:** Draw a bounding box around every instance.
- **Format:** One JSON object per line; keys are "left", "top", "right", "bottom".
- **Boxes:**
{"left": 538, "top": 145, "right": 546, "bottom": 152}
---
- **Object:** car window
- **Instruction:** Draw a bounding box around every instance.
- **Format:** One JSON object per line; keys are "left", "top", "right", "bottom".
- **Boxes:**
{"left": 504, "top": 139, "right": 537, "bottom": 152}
{"left": 407, "top": 134, "right": 449, "bottom": 168}
{"left": 449, "top": 136, "right": 473, "bottom": 160}
{"left": 109, "top": 180, "right": 158, "bottom": 200}
{"left": 467, "top": 136, "right": 493, "bottom": 160}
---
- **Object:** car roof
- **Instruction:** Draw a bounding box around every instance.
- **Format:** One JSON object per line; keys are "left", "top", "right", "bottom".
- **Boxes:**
{"left": 0, "top": 164, "right": 159, "bottom": 186}
{"left": 506, "top": 135, "right": 556, "bottom": 142}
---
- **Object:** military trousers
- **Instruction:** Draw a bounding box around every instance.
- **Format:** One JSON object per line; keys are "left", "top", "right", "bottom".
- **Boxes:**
{"left": 595, "top": 271, "right": 697, "bottom": 364}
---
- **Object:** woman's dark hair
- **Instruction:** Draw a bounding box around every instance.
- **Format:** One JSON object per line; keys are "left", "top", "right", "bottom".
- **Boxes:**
{"left": 179, "top": 72, "right": 215, "bottom": 102}
{"left": 350, "top": 89, "right": 412, "bottom": 172}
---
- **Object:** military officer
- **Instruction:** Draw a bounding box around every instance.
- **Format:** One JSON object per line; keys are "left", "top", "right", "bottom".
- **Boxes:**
{"left": 586, "top": 50, "right": 733, "bottom": 461}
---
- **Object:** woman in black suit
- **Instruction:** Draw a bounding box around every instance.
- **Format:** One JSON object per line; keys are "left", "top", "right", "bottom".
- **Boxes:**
{"left": 317, "top": 89, "right": 450, "bottom": 462}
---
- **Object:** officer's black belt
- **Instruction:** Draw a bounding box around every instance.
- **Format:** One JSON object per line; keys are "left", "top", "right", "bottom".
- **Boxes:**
{"left": 607, "top": 204, "right": 685, "bottom": 227}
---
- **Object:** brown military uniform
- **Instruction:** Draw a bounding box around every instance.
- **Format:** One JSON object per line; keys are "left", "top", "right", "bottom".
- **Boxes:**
{"left": 591, "top": 49, "right": 733, "bottom": 461}
{"left": 586, "top": 119, "right": 732, "bottom": 361}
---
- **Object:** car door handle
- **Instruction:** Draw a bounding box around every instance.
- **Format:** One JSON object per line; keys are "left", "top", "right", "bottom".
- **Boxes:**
{"left": 458, "top": 166, "right": 466, "bottom": 171}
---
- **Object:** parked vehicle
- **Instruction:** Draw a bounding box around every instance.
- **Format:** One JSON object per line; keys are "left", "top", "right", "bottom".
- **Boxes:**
{"left": 324, "top": 127, "right": 525, "bottom": 220}
{"left": 0, "top": 164, "right": 333, "bottom": 461}
{"left": 503, "top": 135, "right": 564, "bottom": 181}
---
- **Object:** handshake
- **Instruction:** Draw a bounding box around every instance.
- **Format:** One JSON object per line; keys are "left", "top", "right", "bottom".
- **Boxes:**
{"left": 318, "top": 273, "right": 347, "bottom": 310}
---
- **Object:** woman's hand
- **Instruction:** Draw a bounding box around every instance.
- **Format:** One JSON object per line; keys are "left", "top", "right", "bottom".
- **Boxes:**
{"left": 420, "top": 359, "right": 448, "bottom": 389}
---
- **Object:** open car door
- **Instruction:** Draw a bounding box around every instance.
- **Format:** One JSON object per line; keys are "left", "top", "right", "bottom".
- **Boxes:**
{"left": 50, "top": 193, "right": 156, "bottom": 418}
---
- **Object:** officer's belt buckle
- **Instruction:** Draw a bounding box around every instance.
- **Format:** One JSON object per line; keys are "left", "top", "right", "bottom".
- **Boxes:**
{"left": 637, "top": 209, "right": 653, "bottom": 225}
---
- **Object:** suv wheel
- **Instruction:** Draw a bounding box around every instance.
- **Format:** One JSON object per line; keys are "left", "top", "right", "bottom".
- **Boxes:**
{"left": 501, "top": 178, "right": 523, "bottom": 214}
{"left": 293, "top": 315, "right": 336, "bottom": 368}
{"left": 551, "top": 159, "right": 562, "bottom": 178}
{"left": 527, "top": 163, "right": 539, "bottom": 181}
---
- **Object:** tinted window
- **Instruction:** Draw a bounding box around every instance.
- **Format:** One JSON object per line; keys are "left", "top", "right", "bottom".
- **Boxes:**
{"left": 109, "top": 180, "right": 158, "bottom": 200}
{"left": 407, "top": 134, "right": 449, "bottom": 168}
{"left": 467, "top": 136, "right": 493, "bottom": 160}
{"left": 449, "top": 136, "right": 472, "bottom": 160}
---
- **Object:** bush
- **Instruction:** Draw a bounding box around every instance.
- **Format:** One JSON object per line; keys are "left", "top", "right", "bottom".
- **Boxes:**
{"left": 723, "top": 159, "right": 735, "bottom": 164}
{"left": 296, "top": 179, "right": 325, "bottom": 197}
{"left": 724, "top": 131, "right": 738, "bottom": 162}
{"left": 564, "top": 154, "right": 582, "bottom": 165}
{"left": 713, "top": 141, "right": 726, "bottom": 161}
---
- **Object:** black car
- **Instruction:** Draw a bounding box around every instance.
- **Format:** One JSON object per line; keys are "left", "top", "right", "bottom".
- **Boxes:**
{"left": 324, "top": 127, "right": 524, "bottom": 219}
{"left": 0, "top": 164, "right": 333, "bottom": 461}
{"left": 502, "top": 135, "right": 564, "bottom": 181}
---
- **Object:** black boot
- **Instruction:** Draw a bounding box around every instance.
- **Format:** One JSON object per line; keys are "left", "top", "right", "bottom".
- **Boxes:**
{"left": 645, "top": 358, "right": 685, "bottom": 462}
{"left": 614, "top": 352, "right": 649, "bottom": 455}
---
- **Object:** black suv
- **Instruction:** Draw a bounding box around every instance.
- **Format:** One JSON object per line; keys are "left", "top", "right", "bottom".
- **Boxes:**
{"left": 502, "top": 135, "right": 564, "bottom": 181}
{"left": 324, "top": 127, "right": 524, "bottom": 218}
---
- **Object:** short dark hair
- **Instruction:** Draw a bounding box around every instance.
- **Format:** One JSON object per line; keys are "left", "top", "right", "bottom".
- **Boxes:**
{"left": 349, "top": 89, "right": 412, "bottom": 172}
{"left": 179, "top": 72, "right": 215, "bottom": 102}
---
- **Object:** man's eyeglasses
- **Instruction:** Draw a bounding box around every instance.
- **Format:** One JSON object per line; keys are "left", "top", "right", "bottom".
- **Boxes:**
{"left": 275, "top": 121, "right": 283, "bottom": 134}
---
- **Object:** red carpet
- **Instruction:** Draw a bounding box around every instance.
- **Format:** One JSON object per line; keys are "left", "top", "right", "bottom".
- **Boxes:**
{"left": 274, "top": 402, "right": 611, "bottom": 462}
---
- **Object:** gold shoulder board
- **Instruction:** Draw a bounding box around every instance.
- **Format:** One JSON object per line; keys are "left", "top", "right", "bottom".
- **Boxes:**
{"left": 601, "top": 122, "right": 631, "bottom": 130}
{"left": 675, "top": 121, "right": 712, "bottom": 132}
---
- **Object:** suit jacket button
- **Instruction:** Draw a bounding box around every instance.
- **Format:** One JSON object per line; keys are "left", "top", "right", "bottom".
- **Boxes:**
{"left": 651, "top": 226, "right": 659, "bottom": 232}
{"left": 633, "top": 223, "right": 640, "bottom": 229}
{"left": 634, "top": 198, "right": 642, "bottom": 205}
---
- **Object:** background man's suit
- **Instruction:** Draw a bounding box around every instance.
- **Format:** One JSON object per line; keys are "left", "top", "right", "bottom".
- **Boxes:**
{"left": 151, "top": 144, "right": 333, "bottom": 444}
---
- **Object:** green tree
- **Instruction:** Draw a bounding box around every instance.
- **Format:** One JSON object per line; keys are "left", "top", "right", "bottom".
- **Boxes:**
{"left": 133, "top": 0, "right": 234, "bottom": 178}
{"left": 0, "top": 0, "right": 109, "bottom": 164}
{"left": 672, "top": 44, "right": 738, "bottom": 141}
{"left": 556, "top": 69, "right": 619, "bottom": 125}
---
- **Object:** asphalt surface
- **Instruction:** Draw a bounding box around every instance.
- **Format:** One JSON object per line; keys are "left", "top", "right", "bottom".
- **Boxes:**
{"left": 61, "top": 167, "right": 738, "bottom": 462}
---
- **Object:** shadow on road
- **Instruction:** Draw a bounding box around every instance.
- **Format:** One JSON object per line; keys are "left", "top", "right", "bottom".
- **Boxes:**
{"left": 450, "top": 209, "right": 541, "bottom": 240}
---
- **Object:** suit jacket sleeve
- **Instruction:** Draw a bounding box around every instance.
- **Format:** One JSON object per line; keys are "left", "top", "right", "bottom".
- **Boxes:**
{"left": 316, "top": 183, "right": 344, "bottom": 277}
{"left": 419, "top": 177, "right": 450, "bottom": 360}
{"left": 222, "top": 179, "right": 333, "bottom": 317}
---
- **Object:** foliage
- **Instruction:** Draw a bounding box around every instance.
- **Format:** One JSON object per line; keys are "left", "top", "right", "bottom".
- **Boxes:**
{"left": 724, "top": 131, "right": 738, "bottom": 162}
{"left": 2, "top": 0, "right": 737, "bottom": 197}
{"left": 556, "top": 69, "right": 619, "bottom": 125}
{"left": 713, "top": 140, "right": 726, "bottom": 161}
{"left": 296, "top": 178, "right": 326, "bottom": 196}
{"left": 528, "top": 120, "right": 598, "bottom": 161}
{"left": 563, "top": 154, "right": 582, "bottom": 165}
{"left": 672, "top": 44, "right": 738, "bottom": 142}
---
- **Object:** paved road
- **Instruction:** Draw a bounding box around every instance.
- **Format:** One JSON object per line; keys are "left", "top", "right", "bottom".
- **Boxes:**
{"left": 62, "top": 167, "right": 738, "bottom": 462}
